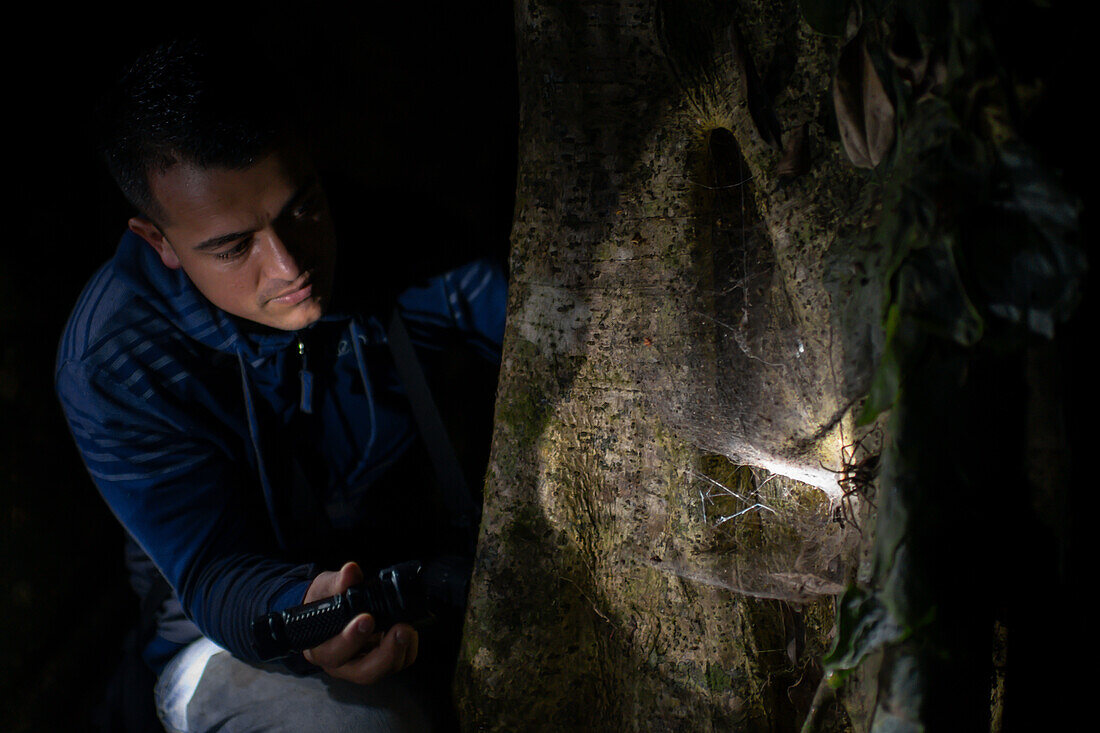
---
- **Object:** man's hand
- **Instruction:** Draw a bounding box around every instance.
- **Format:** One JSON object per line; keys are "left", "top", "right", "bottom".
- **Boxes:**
{"left": 301, "top": 561, "right": 419, "bottom": 684}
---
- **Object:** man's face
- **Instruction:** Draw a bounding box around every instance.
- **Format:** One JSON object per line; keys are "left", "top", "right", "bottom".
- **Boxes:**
{"left": 130, "top": 150, "right": 338, "bottom": 332}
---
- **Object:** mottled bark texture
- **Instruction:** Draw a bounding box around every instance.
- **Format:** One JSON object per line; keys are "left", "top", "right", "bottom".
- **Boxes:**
{"left": 457, "top": 1, "right": 883, "bottom": 729}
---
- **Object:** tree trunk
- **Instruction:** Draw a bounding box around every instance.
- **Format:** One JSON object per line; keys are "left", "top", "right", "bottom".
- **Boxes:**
{"left": 457, "top": 1, "right": 883, "bottom": 729}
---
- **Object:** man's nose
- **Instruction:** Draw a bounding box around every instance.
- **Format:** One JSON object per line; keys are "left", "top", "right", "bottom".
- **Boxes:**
{"left": 258, "top": 229, "right": 303, "bottom": 281}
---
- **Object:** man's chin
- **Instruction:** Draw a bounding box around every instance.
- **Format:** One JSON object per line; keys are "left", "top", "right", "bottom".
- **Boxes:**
{"left": 261, "top": 300, "right": 325, "bottom": 332}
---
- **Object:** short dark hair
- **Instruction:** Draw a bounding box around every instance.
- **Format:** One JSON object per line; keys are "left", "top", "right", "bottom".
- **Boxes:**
{"left": 96, "top": 38, "right": 300, "bottom": 220}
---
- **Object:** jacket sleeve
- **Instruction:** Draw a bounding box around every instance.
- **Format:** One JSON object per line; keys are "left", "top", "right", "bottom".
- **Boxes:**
{"left": 56, "top": 358, "right": 315, "bottom": 663}
{"left": 396, "top": 258, "right": 508, "bottom": 359}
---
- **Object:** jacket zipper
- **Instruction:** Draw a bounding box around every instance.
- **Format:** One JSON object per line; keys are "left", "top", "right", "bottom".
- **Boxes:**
{"left": 298, "top": 337, "right": 314, "bottom": 414}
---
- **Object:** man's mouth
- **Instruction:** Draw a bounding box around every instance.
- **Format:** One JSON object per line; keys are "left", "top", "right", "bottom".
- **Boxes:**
{"left": 269, "top": 276, "right": 314, "bottom": 306}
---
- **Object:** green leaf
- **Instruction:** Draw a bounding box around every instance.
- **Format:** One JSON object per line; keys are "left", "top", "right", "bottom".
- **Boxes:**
{"left": 897, "top": 237, "right": 983, "bottom": 346}
{"left": 822, "top": 585, "right": 908, "bottom": 681}
{"left": 870, "top": 647, "right": 926, "bottom": 732}
{"left": 857, "top": 304, "right": 902, "bottom": 425}
{"left": 971, "top": 144, "right": 1087, "bottom": 338}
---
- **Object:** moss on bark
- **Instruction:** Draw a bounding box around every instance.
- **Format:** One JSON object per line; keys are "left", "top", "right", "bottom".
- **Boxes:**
{"left": 458, "top": 1, "right": 887, "bottom": 729}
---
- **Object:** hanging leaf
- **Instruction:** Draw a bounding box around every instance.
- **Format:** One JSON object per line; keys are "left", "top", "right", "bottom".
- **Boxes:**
{"left": 967, "top": 144, "right": 1086, "bottom": 338}
{"left": 899, "top": 235, "right": 984, "bottom": 347}
{"left": 728, "top": 23, "right": 783, "bottom": 150}
{"left": 844, "top": 2, "right": 863, "bottom": 42}
{"left": 917, "top": 52, "right": 947, "bottom": 101}
{"left": 833, "top": 30, "right": 896, "bottom": 168}
{"left": 834, "top": 38, "right": 872, "bottom": 167}
{"left": 888, "top": 12, "right": 928, "bottom": 90}
{"left": 863, "top": 45, "right": 896, "bottom": 166}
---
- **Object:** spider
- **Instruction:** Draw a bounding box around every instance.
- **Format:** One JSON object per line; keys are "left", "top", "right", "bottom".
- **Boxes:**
{"left": 824, "top": 429, "right": 882, "bottom": 532}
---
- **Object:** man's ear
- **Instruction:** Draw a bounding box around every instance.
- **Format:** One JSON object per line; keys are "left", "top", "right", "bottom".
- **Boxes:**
{"left": 128, "top": 217, "right": 181, "bottom": 270}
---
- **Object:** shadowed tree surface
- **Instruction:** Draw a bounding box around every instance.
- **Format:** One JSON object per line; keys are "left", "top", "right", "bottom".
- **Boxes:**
{"left": 457, "top": 0, "right": 1088, "bottom": 730}
{"left": 457, "top": 1, "right": 881, "bottom": 729}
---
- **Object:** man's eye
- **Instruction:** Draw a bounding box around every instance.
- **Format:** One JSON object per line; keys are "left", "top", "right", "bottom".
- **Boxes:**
{"left": 292, "top": 200, "right": 317, "bottom": 220}
{"left": 216, "top": 239, "right": 251, "bottom": 260}
{"left": 291, "top": 191, "right": 325, "bottom": 220}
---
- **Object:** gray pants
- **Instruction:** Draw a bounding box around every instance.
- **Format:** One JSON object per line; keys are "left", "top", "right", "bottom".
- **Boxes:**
{"left": 154, "top": 637, "right": 435, "bottom": 732}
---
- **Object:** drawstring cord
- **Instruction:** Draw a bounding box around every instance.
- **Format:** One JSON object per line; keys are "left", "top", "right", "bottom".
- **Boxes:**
{"left": 238, "top": 349, "right": 289, "bottom": 551}
{"left": 348, "top": 319, "right": 378, "bottom": 460}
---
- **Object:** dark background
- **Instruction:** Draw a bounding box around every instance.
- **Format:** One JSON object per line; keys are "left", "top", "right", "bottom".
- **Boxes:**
{"left": 1, "top": 6, "right": 517, "bottom": 730}
{"left": 1, "top": 5, "right": 1094, "bottom": 731}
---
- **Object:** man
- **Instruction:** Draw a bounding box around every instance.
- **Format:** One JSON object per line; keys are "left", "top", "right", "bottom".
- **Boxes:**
{"left": 56, "top": 39, "right": 506, "bottom": 731}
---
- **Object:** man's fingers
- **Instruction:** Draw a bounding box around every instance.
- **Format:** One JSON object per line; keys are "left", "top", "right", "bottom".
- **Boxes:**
{"left": 334, "top": 561, "right": 365, "bottom": 594}
{"left": 303, "top": 561, "right": 364, "bottom": 604}
{"left": 304, "top": 613, "right": 376, "bottom": 669}
{"left": 399, "top": 625, "right": 419, "bottom": 668}
{"left": 323, "top": 624, "right": 419, "bottom": 686}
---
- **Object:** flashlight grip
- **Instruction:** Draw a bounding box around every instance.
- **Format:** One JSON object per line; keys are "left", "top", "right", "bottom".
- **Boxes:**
{"left": 252, "top": 591, "right": 357, "bottom": 660}
{"left": 251, "top": 559, "right": 448, "bottom": 661}
{"left": 281, "top": 593, "right": 356, "bottom": 651}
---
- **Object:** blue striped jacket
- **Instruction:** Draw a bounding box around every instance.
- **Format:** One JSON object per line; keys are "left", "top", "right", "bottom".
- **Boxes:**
{"left": 56, "top": 230, "right": 506, "bottom": 667}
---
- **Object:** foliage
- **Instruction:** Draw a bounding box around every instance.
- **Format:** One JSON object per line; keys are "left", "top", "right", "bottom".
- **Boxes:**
{"left": 821, "top": 585, "right": 908, "bottom": 685}
{"left": 815, "top": 0, "right": 1085, "bottom": 727}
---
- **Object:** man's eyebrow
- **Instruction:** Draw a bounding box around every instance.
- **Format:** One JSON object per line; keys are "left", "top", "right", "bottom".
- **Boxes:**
{"left": 194, "top": 229, "right": 255, "bottom": 251}
{"left": 276, "top": 176, "right": 321, "bottom": 219}
{"left": 192, "top": 177, "right": 321, "bottom": 252}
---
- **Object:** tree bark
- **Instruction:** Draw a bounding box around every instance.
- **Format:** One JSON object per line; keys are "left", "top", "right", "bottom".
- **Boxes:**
{"left": 457, "top": 1, "right": 883, "bottom": 729}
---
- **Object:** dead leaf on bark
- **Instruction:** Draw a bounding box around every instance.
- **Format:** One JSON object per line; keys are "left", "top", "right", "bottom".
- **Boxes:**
{"left": 888, "top": 14, "right": 928, "bottom": 89}
{"left": 845, "top": 2, "right": 862, "bottom": 42}
{"left": 728, "top": 22, "right": 783, "bottom": 150}
{"left": 918, "top": 52, "right": 947, "bottom": 101}
{"left": 777, "top": 123, "right": 810, "bottom": 179}
{"left": 887, "top": 12, "right": 946, "bottom": 103}
{"left": 833, "top": 30, "right": 896, "bottom": 168}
